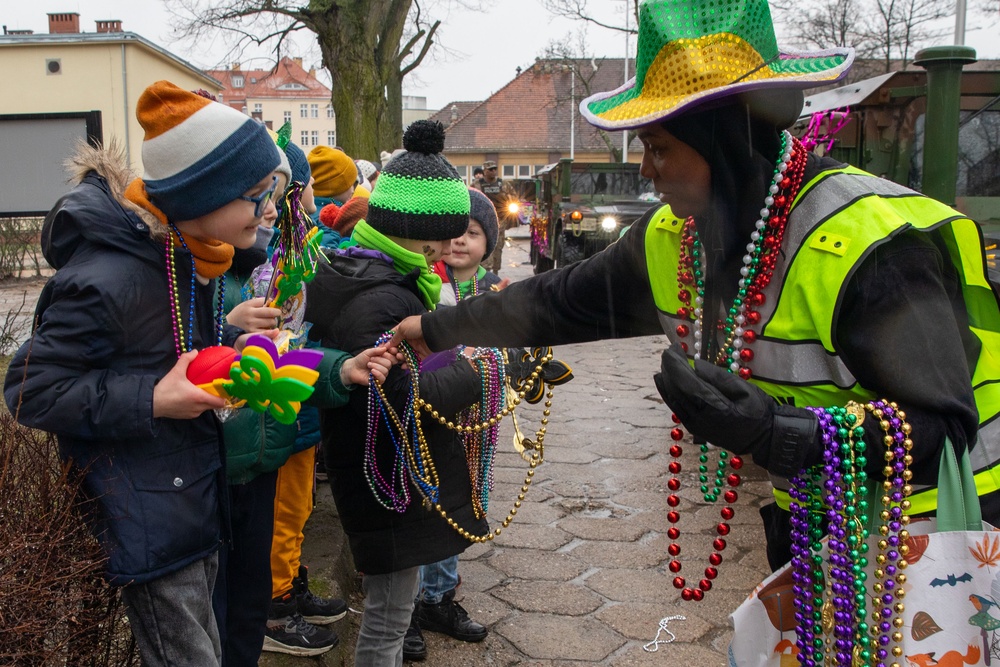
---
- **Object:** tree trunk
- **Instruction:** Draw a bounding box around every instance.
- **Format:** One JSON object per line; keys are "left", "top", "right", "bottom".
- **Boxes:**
{"left": 383, "top": 68, "right": 404, "bottom": 152}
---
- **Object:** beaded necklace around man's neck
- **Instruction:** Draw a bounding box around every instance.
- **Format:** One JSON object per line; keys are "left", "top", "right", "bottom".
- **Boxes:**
{"left": 166, "top": 223, "right": 226, "bottom": 357}
{"left": 666, "top": 131, "right": 809, "bottom": 602}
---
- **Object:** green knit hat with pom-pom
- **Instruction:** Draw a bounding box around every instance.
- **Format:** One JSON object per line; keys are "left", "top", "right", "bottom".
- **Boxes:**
{"left": 367, "top": 120, "right": 470, "bottom": 240}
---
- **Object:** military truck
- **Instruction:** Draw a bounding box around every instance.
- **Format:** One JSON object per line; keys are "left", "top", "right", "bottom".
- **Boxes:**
{"left": 792, "top": 47, "right": 999, "bottom": 254}
{"left": 526, "top": 160, "right": 655, "bottom": 273}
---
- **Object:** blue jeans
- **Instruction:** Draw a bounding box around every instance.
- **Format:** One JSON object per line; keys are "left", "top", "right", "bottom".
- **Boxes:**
{"left": 212, "top": 470, "right": 278, "bottom": 667}
{"left": 121, "top": 553, "right": 222, "bottom": 666}
{"left": 418, "top": 555, "right": 459, "bottom": 604}
{"left": 356, "top": 567, "right": 421, "bottom": 667}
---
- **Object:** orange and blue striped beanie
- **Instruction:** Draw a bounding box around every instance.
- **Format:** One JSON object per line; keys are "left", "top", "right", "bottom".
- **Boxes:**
{"left": 136, "top": 80, "right": 280, "bottom": 222}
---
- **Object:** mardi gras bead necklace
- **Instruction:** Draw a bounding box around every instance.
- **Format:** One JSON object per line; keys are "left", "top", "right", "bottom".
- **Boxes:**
{"left": 866, "top": 400, "right": 912, "bottom": 667}
{"left": 790, "top": 400, "right": 911, "bottom": 667}
{"left": 666, "top": 131, "right": 808, "bottom": 602}
{"left": 166, "top": 223, "right": 225, "bottom": 357}
{"left": 365, "top": 335, "right": 553, "bottom": 541}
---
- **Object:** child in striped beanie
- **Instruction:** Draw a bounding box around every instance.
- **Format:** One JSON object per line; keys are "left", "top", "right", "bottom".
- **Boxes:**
{"left": 4, "top": 79, "right": 286, "bottom": 667}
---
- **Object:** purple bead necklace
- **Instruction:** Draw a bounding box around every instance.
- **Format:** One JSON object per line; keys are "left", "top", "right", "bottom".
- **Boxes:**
{"left": 866, "top": 400, "right": 912, "bottom": 667}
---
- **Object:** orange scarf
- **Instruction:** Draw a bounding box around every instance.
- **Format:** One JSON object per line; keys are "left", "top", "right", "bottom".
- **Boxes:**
{"left": 124, "top": 178, "right": 234, "bottom": 279}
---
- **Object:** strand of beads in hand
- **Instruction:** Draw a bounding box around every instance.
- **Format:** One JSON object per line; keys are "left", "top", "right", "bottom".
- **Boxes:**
{"left": 365, "top": 333, "right": 559, "bottom": 542}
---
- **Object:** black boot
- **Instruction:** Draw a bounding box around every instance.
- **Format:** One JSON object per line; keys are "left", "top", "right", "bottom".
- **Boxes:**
{"left": 403, "top": 606, "right": 427, "bottom": 662}
{"left": 415, "top": 589, "right": 488, "bottom": 642}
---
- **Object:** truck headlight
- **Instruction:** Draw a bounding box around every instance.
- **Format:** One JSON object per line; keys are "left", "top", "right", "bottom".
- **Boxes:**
{"left": 600, "top": 216, "right": 617, "bottom": 232}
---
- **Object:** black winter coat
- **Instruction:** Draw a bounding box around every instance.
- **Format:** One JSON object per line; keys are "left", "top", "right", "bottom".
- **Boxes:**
{"left": 306, "top": 252, "right": 488, "bottom": 574}
{"left": 3, "top": 149, "right": 237, "bottom": 585}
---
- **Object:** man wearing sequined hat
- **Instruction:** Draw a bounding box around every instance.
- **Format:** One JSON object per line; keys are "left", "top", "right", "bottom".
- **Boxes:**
{"left": 391, "top": 0, "right": 1000, "bottom": 571}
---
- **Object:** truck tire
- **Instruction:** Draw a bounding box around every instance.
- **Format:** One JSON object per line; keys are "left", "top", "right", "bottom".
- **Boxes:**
{"left": 558, "top": 238, "right": 586, "bottom": 266}
{"left": 534, "top": 253, "right": 555, "bottom": 274}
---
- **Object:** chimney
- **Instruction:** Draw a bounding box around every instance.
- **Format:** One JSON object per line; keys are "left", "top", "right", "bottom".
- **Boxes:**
{"left": 293, "top": 57, "right": 303, "bottom": 68}
{"left": 48, "top": 12, "right": 80, "bottom": 34}
{"left": 95, "top": 20, "right": 123, "bottom": 33}
{"left": 231, "top": 62, "right": 241, "bottom": 71}
{"left": 450, "top": 105, "right": 459, "bottom": 122}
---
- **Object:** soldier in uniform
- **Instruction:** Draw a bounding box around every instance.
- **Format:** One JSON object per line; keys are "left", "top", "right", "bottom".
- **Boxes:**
{"left": 474, "top": 161, "right": 517, "bottom": 273}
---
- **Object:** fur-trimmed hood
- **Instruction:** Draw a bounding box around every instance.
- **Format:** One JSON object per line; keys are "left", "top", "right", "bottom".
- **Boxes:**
{"left": 42, "top": 142, "right": 164, "bottom": 271}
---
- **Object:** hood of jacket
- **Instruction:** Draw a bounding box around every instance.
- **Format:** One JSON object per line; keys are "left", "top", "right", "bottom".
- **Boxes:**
{"left": 305, "top": 249, "right": 421, "bottom": 342}
{"left": 42, "top": 142, "right": 165, "bottom": 271}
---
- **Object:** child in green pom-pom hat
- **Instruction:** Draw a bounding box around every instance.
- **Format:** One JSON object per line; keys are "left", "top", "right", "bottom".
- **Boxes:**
{"left": 304, "top": 119, "right": 492, "bottom": 664}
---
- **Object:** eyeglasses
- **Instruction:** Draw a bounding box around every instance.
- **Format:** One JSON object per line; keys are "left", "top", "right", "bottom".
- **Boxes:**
{"left": 486, "top": 167, "right": 497, "bottom": 171}
{"left": 239, "top": 175, "right": 279, "bottom": 218}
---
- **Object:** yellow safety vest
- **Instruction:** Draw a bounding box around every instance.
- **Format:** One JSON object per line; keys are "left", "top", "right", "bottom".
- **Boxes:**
{"left": 644, "top": 166, "right": 1000, "bottom": 514}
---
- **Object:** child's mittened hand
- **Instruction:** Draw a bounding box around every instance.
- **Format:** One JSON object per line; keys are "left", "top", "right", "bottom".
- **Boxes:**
{"left": 153, "top": 351, "right": 228, "bottom": 419}
{"left": 226, "top": 297, "right": 283, "bottom": 332}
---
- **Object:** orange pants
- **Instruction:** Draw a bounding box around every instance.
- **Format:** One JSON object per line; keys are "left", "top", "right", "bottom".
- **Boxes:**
{"left": 270, "top": 446, "right": 316, "bottom": 598}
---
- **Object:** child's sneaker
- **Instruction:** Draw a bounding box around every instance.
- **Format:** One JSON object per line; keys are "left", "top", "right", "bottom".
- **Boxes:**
{"left": 263, "top": 593, "right": 339, "bottom": 657}
{"left": 293, "top": 565, "right": 348, "bottom": 625}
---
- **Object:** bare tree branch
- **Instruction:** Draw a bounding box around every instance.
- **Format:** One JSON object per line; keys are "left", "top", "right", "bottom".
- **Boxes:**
{"left": 541, "top": 0, "right": 638, "bottom": 34}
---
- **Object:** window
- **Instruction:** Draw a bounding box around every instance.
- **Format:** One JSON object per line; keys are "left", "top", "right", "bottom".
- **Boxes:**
{"left": 300, "top": 104, "right": 308, "bottom": 118}
{"left": 518, "top": 165, "right": 532, "bottom": 177}
{"left": 455, "top": 165, "right": 468, "bottom": 182}
{"left": 326, "top": 104, "right": 334, "bottom": 119}
{"left": 278, "top": 82, "right": 309, "bottom": 91}
{"left": 253, "top": 103, "right": 262, "bottom": 114}
{"left": 301, "top": 131, "right": 309, "bottom": 146}
{"left": 310, "top": 104, "right": 319, "bottom": 118}
{"left": 232, "top": 75, "right": 244, "bottom": 88}
{"left": 502, "top": 165, "right": 515, "bottom": 178}
{"left": 327, "top": 130, "right": 336, "bottom": 145}
{"left": 311, "top": 130, "right": 319, "bottom": 146}
{"left": 283, "top": 110, "right": 291, "bottom": 124}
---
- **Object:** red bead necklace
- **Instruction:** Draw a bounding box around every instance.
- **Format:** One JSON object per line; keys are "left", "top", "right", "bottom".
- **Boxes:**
{"left": 665, "top": 132, "right": 808, "bottom": 601}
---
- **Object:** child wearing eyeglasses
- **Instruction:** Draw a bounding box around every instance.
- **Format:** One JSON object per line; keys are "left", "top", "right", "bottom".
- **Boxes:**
{"left": 2, "top": 82, "right": 386, "bottom": 667}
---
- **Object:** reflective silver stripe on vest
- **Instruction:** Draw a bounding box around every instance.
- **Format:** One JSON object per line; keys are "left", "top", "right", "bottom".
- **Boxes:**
{"left": 656, "top": 311, "right": 857, "bottom": 387}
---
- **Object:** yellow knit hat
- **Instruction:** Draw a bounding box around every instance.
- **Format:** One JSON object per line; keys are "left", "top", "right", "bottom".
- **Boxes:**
{"left": 307, "top": 145, "right": 358, "bottom": 197}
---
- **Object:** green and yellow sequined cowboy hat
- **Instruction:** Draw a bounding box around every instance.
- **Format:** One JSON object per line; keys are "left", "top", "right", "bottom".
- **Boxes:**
{"left": 580, "top": 0, "right": 854, "bottom": 130}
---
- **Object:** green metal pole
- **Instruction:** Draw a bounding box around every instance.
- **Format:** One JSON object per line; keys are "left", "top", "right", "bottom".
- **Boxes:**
{"left": 913, "top": 45, "right": 977, "bottom": 205}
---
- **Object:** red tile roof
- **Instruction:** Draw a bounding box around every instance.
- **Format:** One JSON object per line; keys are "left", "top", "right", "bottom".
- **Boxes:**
{"left": 442, "top": 58, "right": 642, "bottom": 154}
{"left": 428, "top": 101, "right": 481, "bottom": 129}
{"left": 206, "top": 56, "right": 331, "bottom": 108}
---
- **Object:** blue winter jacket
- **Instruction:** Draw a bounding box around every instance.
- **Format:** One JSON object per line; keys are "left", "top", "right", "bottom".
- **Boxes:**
{"left": 3, "top": 148, "right": 238, "bottom": 585}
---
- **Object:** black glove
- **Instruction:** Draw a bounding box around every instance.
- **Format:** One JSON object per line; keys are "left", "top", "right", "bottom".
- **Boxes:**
{"left": 653, "top": 344, "right": 820, "bottom": 478}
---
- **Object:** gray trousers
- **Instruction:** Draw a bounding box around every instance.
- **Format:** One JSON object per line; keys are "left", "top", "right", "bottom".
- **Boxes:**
{"left": 355, "top": 566, "right": 421, "bottom": 667}
{"left": 121, "top": 553, "right": 222, "bottom": 667}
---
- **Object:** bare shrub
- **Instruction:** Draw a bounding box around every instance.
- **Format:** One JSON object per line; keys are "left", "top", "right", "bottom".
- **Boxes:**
{"left": 0, "top": 217, "right": 46, "bottom": 280}
{"left": 0, "top": 408, "right": 139, "bottom": 665}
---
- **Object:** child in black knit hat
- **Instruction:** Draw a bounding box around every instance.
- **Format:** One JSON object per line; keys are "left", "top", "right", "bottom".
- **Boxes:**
{"left": 304, "top": 120, "right": 490, "bottom": 665}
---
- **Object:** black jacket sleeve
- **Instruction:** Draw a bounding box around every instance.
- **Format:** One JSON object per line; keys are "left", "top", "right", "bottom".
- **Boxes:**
{"left": 836, "top": 230, "right": 980, "bottom": 485}
{"left": 423, "top": 208, "right": 665, "bottom": 351}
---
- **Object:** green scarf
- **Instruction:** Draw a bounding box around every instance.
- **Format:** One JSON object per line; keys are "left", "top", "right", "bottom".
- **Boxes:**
{"left": 352, "top": 220, "right": 442, "bottom": 310}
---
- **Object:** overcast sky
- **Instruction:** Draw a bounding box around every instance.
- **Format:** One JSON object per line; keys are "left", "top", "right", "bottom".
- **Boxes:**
{"left": 3, "top": 1, "right": 996, "bottom": 111}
